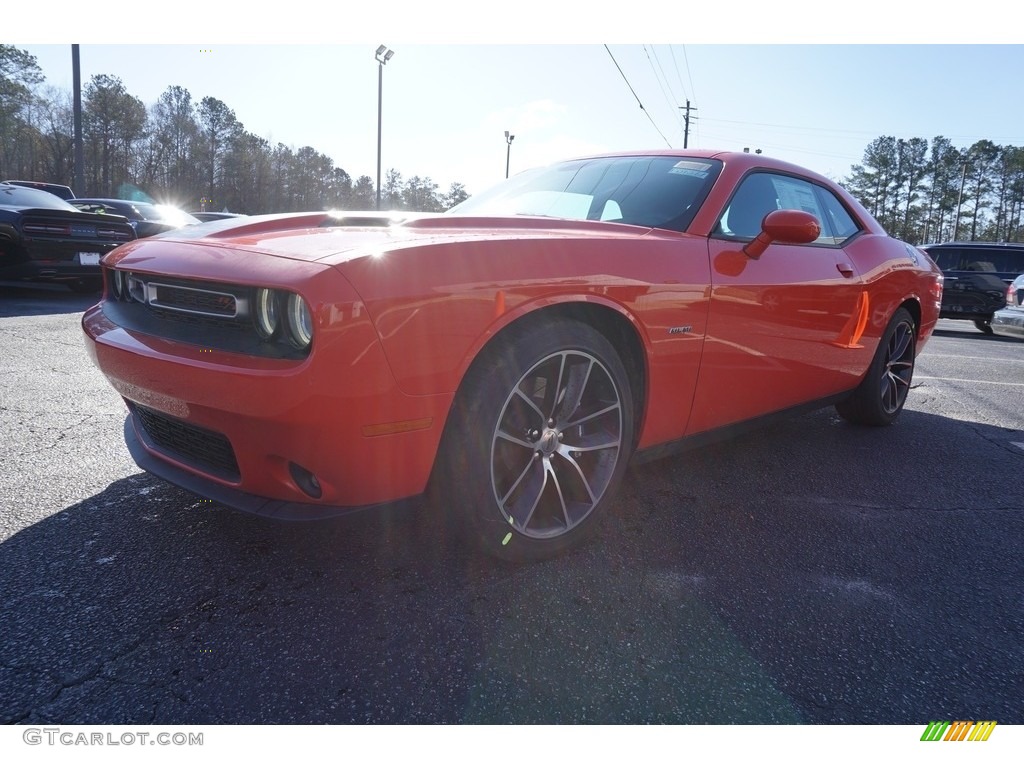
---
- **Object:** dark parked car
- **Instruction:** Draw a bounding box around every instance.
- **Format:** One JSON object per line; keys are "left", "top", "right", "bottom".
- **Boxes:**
{"left": 992, "top": 273, "right": 1024, "bottom": 340}
{"left": 2, "top": 179, "right": 76, "bottom": 201}
{"left": 71, "top": 198, "right": 200, "bottom": 238}
{"left": 921, "top": 242, "right": 1024, "bottom": 334}
{"left": 0, "top": 183, "right": 135, "bottom": 292}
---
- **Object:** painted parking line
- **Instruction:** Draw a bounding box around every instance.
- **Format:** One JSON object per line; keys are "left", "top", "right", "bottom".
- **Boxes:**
{"left": 914, "top": 376, "right": 1024, "bottom": 387}
{"left": 920, "top": 353, "right": 1024, "bottom": 364}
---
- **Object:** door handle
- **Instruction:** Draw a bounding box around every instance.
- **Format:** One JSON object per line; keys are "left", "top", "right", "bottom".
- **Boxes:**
{"left": 836, "top": 262, "right": 855, "bottom": 278}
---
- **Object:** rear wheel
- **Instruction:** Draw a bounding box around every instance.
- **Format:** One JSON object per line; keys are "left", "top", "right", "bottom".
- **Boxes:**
{"left": 973, "top": 318, "right": 995, "bottom": 335}
{"left": 836, "top": 307, "right": 916, "bottom": 426}
{"left": 435, "top": 319, "right": 635, "bottom": 561}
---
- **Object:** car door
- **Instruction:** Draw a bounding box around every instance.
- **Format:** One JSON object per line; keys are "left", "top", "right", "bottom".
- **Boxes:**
{"left": 688, "top": 171, "right": 873, "bottom": 434}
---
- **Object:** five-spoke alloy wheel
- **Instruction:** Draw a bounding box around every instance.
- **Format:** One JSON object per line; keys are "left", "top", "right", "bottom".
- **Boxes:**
{"left": 437, "top": 319, "right": 634, "bottom": 561}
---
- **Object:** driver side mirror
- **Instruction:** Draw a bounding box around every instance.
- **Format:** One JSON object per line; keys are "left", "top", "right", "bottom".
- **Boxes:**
{"left": 743, "top": 209, "right": 821, "bottom": 260}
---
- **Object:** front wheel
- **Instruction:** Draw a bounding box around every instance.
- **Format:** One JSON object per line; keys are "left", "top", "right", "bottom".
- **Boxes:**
{"left": 836, "top": 307, "right": 916, "bottom": 426}
{"left": 435, "top": 319, "right": 635, "bottom": 561}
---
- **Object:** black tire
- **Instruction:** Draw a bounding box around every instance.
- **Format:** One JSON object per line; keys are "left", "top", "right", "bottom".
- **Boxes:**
{"left": 836, "top": 307, "right": 916, "bottom": 426}
{"left": 434, "top": 318, "right": 635, "bottom": 561}
{"left": 973, "top": 318, "right": 995, "bottom": 335}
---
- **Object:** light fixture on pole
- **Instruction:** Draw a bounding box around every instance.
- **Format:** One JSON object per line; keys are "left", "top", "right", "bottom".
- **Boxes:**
{"left": 505, "top": 130, "right": 515, "bottom": 179}
{"left": 375, "top": 45, "right": 395, "bottom": 211}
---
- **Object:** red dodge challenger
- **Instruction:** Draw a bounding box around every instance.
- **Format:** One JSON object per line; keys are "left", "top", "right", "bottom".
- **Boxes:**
{"left": 83, "top": 151, "right": 943, "bottom": 560}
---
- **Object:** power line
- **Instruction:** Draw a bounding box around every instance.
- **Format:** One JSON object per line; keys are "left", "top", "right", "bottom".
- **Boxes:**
{"left": 604, "top": 44, "right": 672, "bottom": 148}
{"left": 700, "top": 116, "right": 916, "bottom": 141}
{"left": 645, "top": 45, "right": 683, "bottom": 132}
{"left": 669, "top": 45, "right": 692, "bottom": 104}
{"left": 697, "top": 130, "right": 864, "bottom": 163}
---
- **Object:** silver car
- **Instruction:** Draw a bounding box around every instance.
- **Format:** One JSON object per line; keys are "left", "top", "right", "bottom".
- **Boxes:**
{"left": 992, "top": 274, "right": 1024, "bottom": 339}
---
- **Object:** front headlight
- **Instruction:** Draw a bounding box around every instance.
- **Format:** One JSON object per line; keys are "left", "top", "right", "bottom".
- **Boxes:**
{"left": 254, "top": 287, "right": 279, "bottom": 339}
{"left": 285, "top": 293, "right": 313, "bottom": 350}
{"left": 111, "top": 269, "right": 126, "bottom": 299}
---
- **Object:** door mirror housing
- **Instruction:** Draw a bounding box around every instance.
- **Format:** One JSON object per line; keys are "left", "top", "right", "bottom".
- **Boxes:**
{"left": 743, "top": 209, "right": 821, "bottom": 260}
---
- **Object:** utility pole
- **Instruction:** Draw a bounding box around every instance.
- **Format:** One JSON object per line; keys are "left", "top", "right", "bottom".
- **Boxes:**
{"left": 374, "top": 45, "right": 394, "bottom": 211}
{"left": 953, "top": 161, "right": 968, "bottom": 241}
{"left": 72, "top": 45, "right": 84, "bottom": 193}
{"left": 680, "top": 100, "right": 697, "bottom": 149}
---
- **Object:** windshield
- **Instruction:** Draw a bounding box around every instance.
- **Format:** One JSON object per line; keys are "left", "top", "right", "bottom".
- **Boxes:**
{"left": 0, "top": 184, "right": 79, "bottom": 211}
{"left": 448, "top": 155, "right": 722, "bottom": 233}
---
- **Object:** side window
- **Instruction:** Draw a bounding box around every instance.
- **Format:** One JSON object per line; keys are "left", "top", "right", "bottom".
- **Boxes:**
{"left": 716, "top": 172, "right": 860, "bottom": 246}
{"left": 962, "top": 249, "right": 998, "bottom": 272}
{"left": 928, "top": 250, "right": 960, "bottom": 271}
{"left": 962, "top": 248, "right": 1024, "bottom": 274}
{"left": 716, "top": 173, "right": 781, "bottom": 238}
{"left": 813, "top": 186, "right": 861, "bottom": 245}
{"left": 771, "top": 176, "right": 838, "bottom": 244}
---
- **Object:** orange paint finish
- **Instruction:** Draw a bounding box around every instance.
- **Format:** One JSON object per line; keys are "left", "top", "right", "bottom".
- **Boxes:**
{"left": 84, "top": 245, "right": 450, "bottom": 508}
{"left": 82, "top": 150, "right": 944, "bottom": 519}
{"left": 337, "top": 227, "right": 714, "bottom": 448}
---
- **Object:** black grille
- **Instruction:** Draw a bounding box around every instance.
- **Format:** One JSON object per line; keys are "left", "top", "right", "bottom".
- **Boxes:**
{"left": 132, "top": 403, "right": 240, "bottom": 481}
{"left": 151, "top": 283, "right": 238, "bottom": 316}
{"left": 147, "top": 306, "right": 247, "bottom": 329}
{"left": 104, "top": 274, "right": 307, "bottom": 360}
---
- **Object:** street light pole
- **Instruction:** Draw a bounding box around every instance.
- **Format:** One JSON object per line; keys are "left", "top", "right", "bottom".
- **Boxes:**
{"left": 505, "top": 130, "right": 515, "bottom": 178}
{"left": 72, "top": 45, "right": 84, "bottom": 194}
{"left": 375, "top": 45, "right": 394, "bottom": 211}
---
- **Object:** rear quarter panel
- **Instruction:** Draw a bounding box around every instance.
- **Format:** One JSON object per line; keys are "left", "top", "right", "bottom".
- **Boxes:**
{"left": 843, "top": 234, "right": 942, "bottom": 350}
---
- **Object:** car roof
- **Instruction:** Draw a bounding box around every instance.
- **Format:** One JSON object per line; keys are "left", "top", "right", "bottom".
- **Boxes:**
{"left": 0, "top": 183, "right": 80, "bottom": 211}
{"left": 572, "top": 148, "right": 836, "bottom": 180}
{"left": 2, "top": 179, "right": 76, "bottom": 199}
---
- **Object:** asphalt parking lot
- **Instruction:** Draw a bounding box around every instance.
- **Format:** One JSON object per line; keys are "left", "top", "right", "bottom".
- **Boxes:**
{"left": 1, "top": 283, "right": 1022, "bottom": 725}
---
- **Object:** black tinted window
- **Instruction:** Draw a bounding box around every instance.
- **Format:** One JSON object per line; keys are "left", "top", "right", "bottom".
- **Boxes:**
{"left": 926, "top": 247, "right": 1024, "bottom": 274}
{"left": 0, "top": 184, "right": 78, "bottom": 211}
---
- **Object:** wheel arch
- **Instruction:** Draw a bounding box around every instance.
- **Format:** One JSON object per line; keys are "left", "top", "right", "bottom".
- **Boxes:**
{"left": 899, "top": 296, "right": 922, "bottom": 333}
{"left": 499, "top": 301, "right": 642, "bottom": 432}
{"left": 428, "top": 300, "right": 649, "bottom": 488}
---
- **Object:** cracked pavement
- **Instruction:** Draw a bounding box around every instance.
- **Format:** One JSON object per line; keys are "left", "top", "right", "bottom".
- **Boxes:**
{"left": 1, "top": 285, "right": 1022, "bottom": 724}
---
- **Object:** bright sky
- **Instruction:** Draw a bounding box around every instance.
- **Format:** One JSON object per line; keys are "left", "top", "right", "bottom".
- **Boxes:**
{"left": 13, "top": 3, "right": 1024, "bottom": 199}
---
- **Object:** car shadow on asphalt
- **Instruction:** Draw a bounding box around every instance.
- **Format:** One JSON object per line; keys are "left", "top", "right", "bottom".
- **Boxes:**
{"left": 1, "top": 407, "right": 1022, "bottom": 726}
{"left": 0, "top": 283, "right": 100, "bottom": 318}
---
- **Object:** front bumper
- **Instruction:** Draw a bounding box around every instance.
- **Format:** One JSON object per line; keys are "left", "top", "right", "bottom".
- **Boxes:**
{"left": 83, "top": 257, "right": 453, "bottom": 513}
{"left": 124, "top": 414, "right": 422, "bottom": 520}
{"left": 991, "top": 307, "right": 1024, "bottom": 339}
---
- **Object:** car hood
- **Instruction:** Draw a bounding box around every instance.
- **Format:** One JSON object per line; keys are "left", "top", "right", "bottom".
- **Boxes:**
{"left": 151, "top": 211, "right": 655, "bottom": 265}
